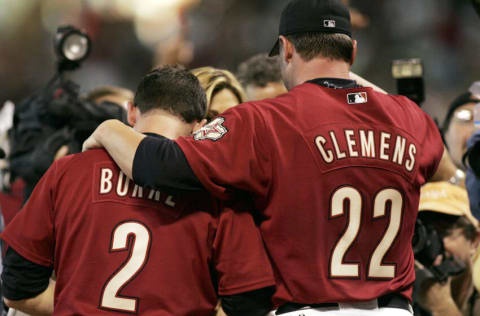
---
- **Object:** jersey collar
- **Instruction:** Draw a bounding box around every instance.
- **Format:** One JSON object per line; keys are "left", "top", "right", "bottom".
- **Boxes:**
{"left": 307, "top": 78, "right": 360, "bottom": 89}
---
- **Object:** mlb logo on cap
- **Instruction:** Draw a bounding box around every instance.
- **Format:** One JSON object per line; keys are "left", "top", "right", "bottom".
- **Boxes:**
{"left": 323, "top": 20, "right": 336, "bottom": 28}
{"left": 347, "top": 92, "right": 368, "bottom": 104}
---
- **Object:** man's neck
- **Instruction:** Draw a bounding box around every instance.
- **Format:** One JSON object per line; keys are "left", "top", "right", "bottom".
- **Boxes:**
{"left": 291, "top": 57, "right": 351, "bottom": 88}
{"left": 134, "top": 110, "right": 191, "bottom": 140}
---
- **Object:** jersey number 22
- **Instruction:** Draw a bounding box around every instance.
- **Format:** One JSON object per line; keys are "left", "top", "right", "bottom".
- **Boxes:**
{"left": 330, "top": 187, "right": 402, "bottom": 279}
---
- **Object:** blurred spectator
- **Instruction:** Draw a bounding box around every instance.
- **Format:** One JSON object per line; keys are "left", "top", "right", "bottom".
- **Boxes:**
{"left": 442, "top": 85, "right": 480, "bottom": 171}
{"left": 465, "top": 129, "right": 480, "bottom": 304}
{"left": 85, "top": 85, "right": 134, "bottom": 111}
{"left": 414, "top": 182, "right": 480, "bottom": 316}
{"left": 236, "top": 54, "right": 287, "bottom": 101}
{"left": 51, "top": 85, "right": 131, "bottom": 163}
{"left": 0, "top": 101, "right": 24, "bottom": 228}
{"left": 464, "top": 129, "right": 480, "bottom": 220}
{"left": 191, "top": 67, "right": 246, "bottom": 121}
{"left": 0, "top": 102, "right": 14, "bottom": 168}
{"left": 6, "top": 81, "right": 128, "bottom": 202}
{"left": 341, "top": 0, "right": 369, "bottom": 29}
{"left": 0, "top": 101, "right": 14, "bottom": 192}
{"left": 0, "top": 101, "right": 27, "bottom": 316}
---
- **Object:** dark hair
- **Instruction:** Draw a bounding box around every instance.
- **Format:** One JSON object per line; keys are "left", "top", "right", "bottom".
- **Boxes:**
{"left": 236, "top": 54, "right": 283, "bottom": 88}
{"left": 285, "top": 32, "right": 353, "bottom": 63}
{"left": 418, "top": 211, "right": 477, "bottom": 242}
{"left": 133, "top": 65, "right": 207, "bottom": 123}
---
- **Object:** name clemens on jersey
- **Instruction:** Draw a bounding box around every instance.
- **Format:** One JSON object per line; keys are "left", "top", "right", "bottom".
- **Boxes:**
{"left": 98, "top": 168, "right": 176, "bottom": 207}
{"left": 315, "top": 129, "right": 417, "bottom": 172}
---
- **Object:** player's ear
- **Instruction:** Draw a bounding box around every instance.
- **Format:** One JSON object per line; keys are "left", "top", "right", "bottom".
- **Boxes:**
{"left": 351, "top": 39, "right": 357, "bottom": 66}
{"left": 127, "top": 101, "right": 137, "bottom": 127}
{"left": 279, "top": 35, "right": 294, "bottom": 63}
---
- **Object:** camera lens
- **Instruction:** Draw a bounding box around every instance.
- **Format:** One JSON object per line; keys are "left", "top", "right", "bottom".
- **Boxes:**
{"left": 62, "top": 33, "right": 89, "bottom": 61}
{"left": 55, "top": 26, "right": 91, "bottom": 72}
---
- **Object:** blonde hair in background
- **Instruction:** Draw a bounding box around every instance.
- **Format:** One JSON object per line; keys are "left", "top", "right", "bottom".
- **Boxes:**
{"left": 191, "top": 67, "right": 246, "bottom": 120}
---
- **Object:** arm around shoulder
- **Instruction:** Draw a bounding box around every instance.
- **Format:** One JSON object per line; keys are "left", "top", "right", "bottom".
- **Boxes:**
{"left": 349, "top": 72, "right": 388, "bottom": 94}
{"left": 83, "top": 119, "right": 145, "bottom": 179}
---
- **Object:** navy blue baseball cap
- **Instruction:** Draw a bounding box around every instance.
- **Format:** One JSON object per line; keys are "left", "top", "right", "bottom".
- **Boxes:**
{"left": 269, "top": 0, "right": 352, "bottom": 57}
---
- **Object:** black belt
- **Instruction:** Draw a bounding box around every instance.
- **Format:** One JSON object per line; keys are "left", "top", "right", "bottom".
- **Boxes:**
{"left": 276, "top": 293, "right": 411, "bottom": 315}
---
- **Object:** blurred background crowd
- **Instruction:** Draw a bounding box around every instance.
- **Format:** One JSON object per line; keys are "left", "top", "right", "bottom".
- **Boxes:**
{"left": 1, "top": 0, "right": 479, "bottom": 122}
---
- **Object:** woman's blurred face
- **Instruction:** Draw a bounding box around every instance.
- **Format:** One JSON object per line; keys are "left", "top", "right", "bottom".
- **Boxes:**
{"left": 210, "top": 88, "right": 240, "bottom": 114}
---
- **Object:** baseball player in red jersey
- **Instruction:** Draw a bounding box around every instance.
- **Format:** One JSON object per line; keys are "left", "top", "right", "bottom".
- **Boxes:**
{"left": 1, "top": 66, "right": 275, "bottom": 316}
{"left": 83, "top": 1, "right": 454, "bottom": 315}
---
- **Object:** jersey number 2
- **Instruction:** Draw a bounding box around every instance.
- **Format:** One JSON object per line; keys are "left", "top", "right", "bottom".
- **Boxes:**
{"left": 100, "top": 221, "right": 151, "bottom": 313}
{"left": 330, "top": 187, "right": 402, "bottom": 279}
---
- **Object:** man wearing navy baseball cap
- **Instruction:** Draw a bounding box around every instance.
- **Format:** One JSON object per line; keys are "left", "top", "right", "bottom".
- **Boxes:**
{"left": 85, "top": 1, "right": 455, "bottom": 315}
{"left": 269, "top": 0, "right": 352, "bottom": 57}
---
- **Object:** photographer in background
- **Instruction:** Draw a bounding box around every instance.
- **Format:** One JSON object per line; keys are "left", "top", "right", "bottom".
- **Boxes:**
{"left": 85, "top": 85, "right": 134, "bottom": 111}
{"left": 414, "top": 182, "right": 480, "bottom": 316}
{"left": 0, "top": 85, "right": 128, "bottom": 316}
{"left": 442, "top": 83, "right": 480, "bottom": 185}
{"left": 0, "top": 101, "right": 23, "bottom": 228}
{"left": 52, "top": 84, "right": 132, "bottom": 162}
{"left": 3, "top": 26, "right": 129, "bottom": 202}
{"left": 6, "top": 85, "right": 128, "bottom": 202}
{"left": 463, "top": 127, "right": 480, "bottom": 299}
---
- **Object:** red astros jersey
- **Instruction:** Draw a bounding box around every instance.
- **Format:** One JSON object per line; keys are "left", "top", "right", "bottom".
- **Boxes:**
{"left": 1, "top": 149, "right": 274, "bottom": 315}
{"left": 176, "top": 83, "right": 444, "bottom": 305}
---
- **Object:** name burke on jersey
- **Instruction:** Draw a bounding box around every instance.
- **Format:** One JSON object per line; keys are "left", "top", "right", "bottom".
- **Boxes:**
{"left": 315, "top": 129, "right": 417, "bottom": 172}
{"left": 98, "top": 167, "right": 176, "bottom": 207}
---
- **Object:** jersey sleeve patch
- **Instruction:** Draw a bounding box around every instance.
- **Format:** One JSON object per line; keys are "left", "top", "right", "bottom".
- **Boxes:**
{"left": 193, "top": 117, "right": 228, "bottom": 141}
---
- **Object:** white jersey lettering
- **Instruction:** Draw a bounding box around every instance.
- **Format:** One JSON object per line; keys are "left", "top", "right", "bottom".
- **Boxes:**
{"left": 100, "top": 168, "right": 113, "bottom": 194}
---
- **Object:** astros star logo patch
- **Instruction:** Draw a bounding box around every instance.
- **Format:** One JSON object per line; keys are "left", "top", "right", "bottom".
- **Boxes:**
{"left": 193, "top": 117, "right": 228, "bottom": 141}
